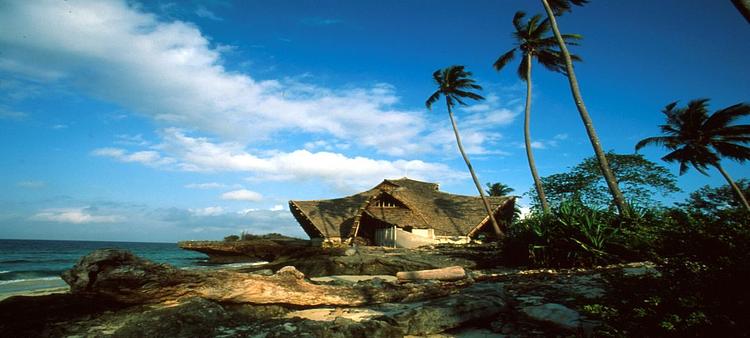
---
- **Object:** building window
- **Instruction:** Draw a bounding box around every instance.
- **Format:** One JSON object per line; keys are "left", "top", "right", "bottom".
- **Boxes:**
{"left": 375, "top": 199, "right": 397, "bottom": 208}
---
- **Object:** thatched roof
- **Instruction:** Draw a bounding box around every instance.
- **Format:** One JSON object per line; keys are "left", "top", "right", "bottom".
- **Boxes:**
{"left": 289, "top": 178, "right": 515, "bottom": 240}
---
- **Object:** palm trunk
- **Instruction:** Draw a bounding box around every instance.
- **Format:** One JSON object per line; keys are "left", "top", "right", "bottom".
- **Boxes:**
{"left": 715, "top": 163, "right": 750, "bottom": 212}
{"left": 446, "top": 100, "right": 504, "bottom": 237}
{"left": 540, "top": 0, "right": 630, "bottom": 217}
{"left": 523, "top": 54, "right": 551, "bottom": 214}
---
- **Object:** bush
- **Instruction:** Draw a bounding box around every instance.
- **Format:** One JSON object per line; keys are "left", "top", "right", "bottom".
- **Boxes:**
{"left": 582, "top": 182, "right": 750, "bottom": 336}
{"left": 223, "top": 235, "right": 239, "bottom": 242}
{"left": 503, "top": 200, "right": 627, "bottom": 267}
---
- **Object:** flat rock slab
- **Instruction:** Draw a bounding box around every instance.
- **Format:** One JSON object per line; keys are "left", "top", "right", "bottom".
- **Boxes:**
{"left": 285, "top": 307, "right": 388, "bottom": 322}
{"left": 522, "top": 303, "right": 581, "bottom": 330}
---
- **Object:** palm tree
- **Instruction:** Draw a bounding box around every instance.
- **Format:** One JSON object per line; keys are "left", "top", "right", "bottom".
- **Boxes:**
{"left": 538, "top": 0, "right": 630, "bottom": 217}
{"left": 636, "top": 99, "right": 750, "bottom": 212}
{"left": 494, "top": 11, "right": 581, "bottom": 214}
{"left": 426, "top": 65, "right": 504, "bottom": 237}
{"left": 486, "top": 182, "right": 515, "bottom": 197}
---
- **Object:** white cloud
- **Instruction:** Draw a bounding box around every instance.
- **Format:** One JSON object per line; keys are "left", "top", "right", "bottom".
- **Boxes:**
{"left": 221, "top": 189, "right": 263, "bottom": 202}
{"left": 530, "top": 141, "right": 547, "bottom": 149}
{"left": 269, "top": 204, "right": 284, "bottom": 211}
{"left": 51, "top": 124, "right": 68, "bottom": 129}
{"left": 189, "top": 206, "right": 225, "bottom": 216}
{"left": 30, "top": 207, "right": 122, "bottom": 224}
{"left": 92, "top": 147, "right": 175, "bottom": 167}
{"left": 0, "top": 1, "right": 438, "bottom": 156}
{"left": 518, "top": 134, "right": 569, "bottom": 150}
{"left": 115, "top": 134, "right": 150, "bottom": 146}
{"left": 184, "top": 182, "right": 228, "bottom": 189}
{"left": 141, "top": 128, "right": 462, "bottom": 190}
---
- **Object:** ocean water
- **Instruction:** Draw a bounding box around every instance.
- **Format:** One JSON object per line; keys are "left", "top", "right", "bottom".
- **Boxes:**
{"left": 0, "top": 239, "right": 211, "bottom": 297}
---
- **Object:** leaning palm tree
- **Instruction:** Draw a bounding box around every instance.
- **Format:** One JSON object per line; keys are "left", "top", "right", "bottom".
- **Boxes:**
{"left": 636, "top": 99, "right": 750, "bottom": 212}
{"left": 538, "top": 0, "right": 630, "bottom": 217}
{"left": 493, "top": 11, "right": 582, "bottom": 214}
{"left": 426, "top": 65, "right": 504, "bottom": 237}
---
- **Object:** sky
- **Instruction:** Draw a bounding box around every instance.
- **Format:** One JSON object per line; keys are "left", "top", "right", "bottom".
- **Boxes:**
{"left": 0, "top": 0, "right": 748, "bottom": 242}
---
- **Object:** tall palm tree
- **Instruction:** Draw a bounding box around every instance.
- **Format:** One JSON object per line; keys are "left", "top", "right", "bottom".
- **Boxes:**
{"left": 493, "top": 11, "right": 582, "bottom": 214}
{"left": 426, "top": 65, "right": 504, "bottom": 237}
{"left": 539, "top": 0, "right": 630, "bottom": 217}
{"left": 636, "top": 99, "right": 750, "bottom": 212}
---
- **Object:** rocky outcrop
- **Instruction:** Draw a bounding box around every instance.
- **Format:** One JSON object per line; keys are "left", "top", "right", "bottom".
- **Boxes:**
{"left": 3, "top": 249, "right": 660, "bottom": 337}
{"left": 61, "top": 249, "right": 473, "bottom": 306}
{"left": 179, "top": 240, "right": 488, "bottom": 276}
{"left": 61, "top": 248, "right": 199, "bottom": 304}
{"left": 177, "top": 238, "right": 315, "bottom": 263}
{"left": 239, "top": 245, "right": 479, "bottom": 277}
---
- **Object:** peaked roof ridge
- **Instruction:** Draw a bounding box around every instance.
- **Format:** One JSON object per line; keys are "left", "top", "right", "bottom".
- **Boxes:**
{"left": 381, "top": 177, "right": 439, "bottom": 192}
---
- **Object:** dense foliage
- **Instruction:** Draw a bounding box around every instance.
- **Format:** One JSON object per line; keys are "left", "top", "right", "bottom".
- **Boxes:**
{"left": 504, "top": 180, "right": 749, "bottom": 335}
{"left": 529, "top": 152, "right": 680, "bottom": 209}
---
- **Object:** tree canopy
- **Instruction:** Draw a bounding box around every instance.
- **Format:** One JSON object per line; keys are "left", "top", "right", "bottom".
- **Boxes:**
{"left": 486, "top": 182, "right": 515, "bottom": 197}
{"left": 530, "top": 152, "right": 680, "bottom": 209}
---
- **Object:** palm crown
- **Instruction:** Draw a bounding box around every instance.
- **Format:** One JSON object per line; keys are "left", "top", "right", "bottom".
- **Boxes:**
{"left": 425, "top": 65, "right": 485, "bottom": 110}
{"left": 636, "top": 99, "right": 750, "bottom": 175}
{"left": 493, "top": 11, "right": 581, "bottom": 80}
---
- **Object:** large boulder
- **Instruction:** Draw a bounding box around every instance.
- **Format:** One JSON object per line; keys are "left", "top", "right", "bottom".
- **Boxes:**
{"left": 61, "top": 249, "right": 200, "bottom": 303}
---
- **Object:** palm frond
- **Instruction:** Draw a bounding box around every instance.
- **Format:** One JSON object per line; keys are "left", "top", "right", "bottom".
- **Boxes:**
{"left": 535, "top": 50, "right": 564, "bottom": 74}
{"left": 493, "top": 49, "right": 517, "bottom": 71}
{"left": 512, "top": 11, "right": 526, "bottom": 31}
{"left": 454, "top": 90, "right": 485, "bottom": 102}
{"left": 451, "top": 95, "right": 467, "bottom": 106}
{"left": 425, "top": 91, "right": 441, "bottom": 110}
{"left": 715, "top": 124, "right": 750, "bottom": 137}
{"left": 561, "top": 33, "right": 583, "bottom": 45}
{"left": 546, "top": 0, "right": 589, "bottom": 16}
{"left": 432, "top": 69, "right": 443, "bottom": 86}
{"left": 703, "top": 103, "right": 750, "bottom": 132}
{"left": 635, "top": 136, "right": 677, "bottom": 151}
{"left": 535, "top": 17, "right": 552, "bottom": 36}
{"left": 711, "top": 142, "right": 750, "bottom": 162}
{"left": 663, "top": 101, "right": 679, "bottom": 114}
{"left": 527, "top": 14, "right": 544, "bottom": 34}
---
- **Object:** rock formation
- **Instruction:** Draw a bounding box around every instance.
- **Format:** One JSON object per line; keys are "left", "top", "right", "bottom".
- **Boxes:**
{"left": 61, "top": 249, "right": 471, "bottom": 306}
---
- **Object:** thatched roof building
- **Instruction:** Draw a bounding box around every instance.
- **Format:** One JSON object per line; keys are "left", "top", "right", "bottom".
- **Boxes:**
{"left": 289, "top": 178, "right": 515, "bottom": 247}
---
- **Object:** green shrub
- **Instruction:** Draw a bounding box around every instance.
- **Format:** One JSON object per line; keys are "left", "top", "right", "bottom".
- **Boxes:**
{"left": 503, "top": 200, "right": 629, "bottom": 267}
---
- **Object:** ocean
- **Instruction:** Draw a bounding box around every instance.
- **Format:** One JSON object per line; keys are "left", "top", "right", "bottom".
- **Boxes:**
{"left": 0, "top": 239, "right": 213, "bottom": 299}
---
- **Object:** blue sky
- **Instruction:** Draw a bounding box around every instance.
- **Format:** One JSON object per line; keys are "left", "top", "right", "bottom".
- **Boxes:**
{"left": 1, "top": 0, "right": 748, "bottom": 242}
